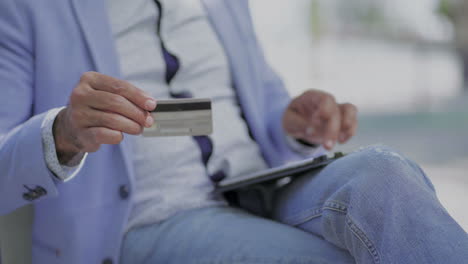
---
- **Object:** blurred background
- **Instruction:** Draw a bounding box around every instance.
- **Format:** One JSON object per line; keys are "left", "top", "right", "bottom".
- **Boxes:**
{"left": 2, "top": 1, "right": 466, "bottom": 263}
{"left": 250, "top": 0, "right": 468, "bottom": 230}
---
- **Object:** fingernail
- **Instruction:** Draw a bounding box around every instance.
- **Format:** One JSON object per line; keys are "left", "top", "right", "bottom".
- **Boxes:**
{"left": 306, "top": 127, "right": 314, "bottom": 136}
{"left": 145, "top": 99, "right": 156, "bottom": 110}
{"left": 325, "top": 140, "right": 335, "bottom": 149}
{"left": 145, "top": 115, "right": 154, "bottom": 127}
{"left": 339, "top": 133, "right": 346, "bottom": 142}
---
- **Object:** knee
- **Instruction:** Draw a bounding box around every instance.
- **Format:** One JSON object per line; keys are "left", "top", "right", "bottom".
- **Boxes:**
{"left": 353, "top": 145, "right": 408, "bottom": 173}
{"left": 347, "top": 145, "right": 435, "bottom": 192}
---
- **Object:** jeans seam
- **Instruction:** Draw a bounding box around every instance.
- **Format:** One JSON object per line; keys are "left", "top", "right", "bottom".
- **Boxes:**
{"left": 345, "top": 215, "right": 381, "bottom": 264}
{"left": 279, "top": 203, "right": 322, "bottom": 225}
{"left": 323, "top": 200, "right": 348, "bottom": 212}
{"left": 281, "top": 200, "right": 349, "bottom": 227}
{"left": 283, "top": 207, "right": 323, "bottom": 226}
{"left": 281, "top": 201, "right": 381, "bottom": 263}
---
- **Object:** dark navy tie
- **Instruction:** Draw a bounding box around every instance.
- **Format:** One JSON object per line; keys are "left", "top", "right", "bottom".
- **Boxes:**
{"left": 154, "top": 0, "right": 226, "bottom": 182}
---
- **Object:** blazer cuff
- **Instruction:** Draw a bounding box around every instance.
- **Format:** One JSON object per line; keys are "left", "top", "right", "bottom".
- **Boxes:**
{"left": 41, "top": 107, "right": 87, "bottom": 182}
{"left": 285, "top": 135, "right": 328, "bottom": 157}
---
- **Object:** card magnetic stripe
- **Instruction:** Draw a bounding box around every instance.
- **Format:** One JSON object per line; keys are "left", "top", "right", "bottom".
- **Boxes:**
{"left": 154, "top": 102, "right": 211, "bottom": 112}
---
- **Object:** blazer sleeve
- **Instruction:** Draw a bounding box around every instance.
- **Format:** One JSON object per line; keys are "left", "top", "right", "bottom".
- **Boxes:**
{"left": 241, "top": 2, "right": 325, "bottom": 166}
{"left": 262, "top": 58, "right": 327, "bottom": 165}
{"left": 0, "top": 0, "right": 59, "bottom": 215}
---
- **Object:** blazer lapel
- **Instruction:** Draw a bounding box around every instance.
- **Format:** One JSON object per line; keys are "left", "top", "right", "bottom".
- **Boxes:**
{"left": 201, "top": 0, "right": 266, "bottom": 138}
{"left": 70, "top": 0, "right": 135, "bottom": 182}
{"left": 201, "top": 0, "right": 262, "bottom": 115}
{"left": 70, "top": 0, "right": 121, "bottom": 77}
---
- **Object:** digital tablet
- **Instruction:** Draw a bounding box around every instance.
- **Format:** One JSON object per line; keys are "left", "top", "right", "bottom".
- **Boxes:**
{"left": 214, "top": 152, "right": 345, "bottom": 194}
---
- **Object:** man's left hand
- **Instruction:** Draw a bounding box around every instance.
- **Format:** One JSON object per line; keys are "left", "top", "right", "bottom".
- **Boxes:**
{"left": 282, "top": 90, "right": 358, "bottom": 150}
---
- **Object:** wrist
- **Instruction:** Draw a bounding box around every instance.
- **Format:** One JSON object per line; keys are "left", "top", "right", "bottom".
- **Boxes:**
{"left": 53, "top": 108, "right": 81, "bottom": 164}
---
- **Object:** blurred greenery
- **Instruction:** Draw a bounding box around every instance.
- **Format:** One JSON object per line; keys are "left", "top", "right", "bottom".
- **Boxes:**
{"left": 438, "top": 0, "right": 454, "bottom": 20}
{"left": 337, "top": 1, "right": 386, "bottom": 27}
{"left": 310, "top": 0, "right": 322, "bottom": 40}
{"left": 357, "top": 5, "right": 384, "bottom": 26}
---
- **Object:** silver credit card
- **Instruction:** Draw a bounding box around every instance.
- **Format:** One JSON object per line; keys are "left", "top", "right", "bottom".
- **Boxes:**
{"left": 143, "top": 98, "right": 213, "bottom": 137}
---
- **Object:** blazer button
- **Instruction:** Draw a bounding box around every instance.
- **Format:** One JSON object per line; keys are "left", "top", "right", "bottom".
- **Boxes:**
{"left": 119, "top": 185, "right": 130, "bottom": 200}
{"left": 23, "top": 193, "right": 34, "bottom": 201}
{"left": 35, "top": 186, "right": 47, "bottom": 196}
{"left": 102, "top": 258, "right": 113, "bottom": 264}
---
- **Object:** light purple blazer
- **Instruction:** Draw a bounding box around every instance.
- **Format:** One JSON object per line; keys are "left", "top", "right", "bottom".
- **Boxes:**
{"left": 0, "top": 0, "right": 307, "bottom": 262}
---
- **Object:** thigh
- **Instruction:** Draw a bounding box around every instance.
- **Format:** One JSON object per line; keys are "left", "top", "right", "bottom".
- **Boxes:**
{"left": 271, "top": 145, "right": 445, "bottom": 263}
{"left": 120, "top": 206, "right": 354, "bottom": 264}
{"left": 272, "top": 145, "right": 431, "bottom": 225}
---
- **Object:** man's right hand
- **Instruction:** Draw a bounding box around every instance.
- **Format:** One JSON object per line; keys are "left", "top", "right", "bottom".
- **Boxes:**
{"left": 53, "top": 72, "right": 157, "bottom": 164}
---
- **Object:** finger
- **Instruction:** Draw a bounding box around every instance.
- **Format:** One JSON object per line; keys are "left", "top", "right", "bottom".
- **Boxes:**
{"left": 86, "top": 89, "right": 154, "bottom": 128}
{"left": 322, "top": 118, "right": 341, "bottom": 150}
{"left": 320, "top": 106, "right": 341, "bottom": 150}
{"left": 299, "top": 90, "right": 334, "bottom": 118}
{"left": 290, "top": 91, "right": 341, "bottom": 148}
{"left": 284, "top": 109, "right": 324, "bottom": 145}
{"left": 305, "top": 94, "right": 340, "bottom": 149}
{"left": 338, "top": 103, "right": 358, "bottom": 143}
{"left": 80, "top": 72, "right": 157, "bottom": 111}
{"left": 339, "top": 123, "right": 357, "bottom": 143}
{"left": 315, "top": 94, "right": 338, "bottom": 121}
{"left": 84, "top": 109, "right": 143, "bottom": 135}
{"left": 81, "top": 127, "right": 124, "bottom": 152}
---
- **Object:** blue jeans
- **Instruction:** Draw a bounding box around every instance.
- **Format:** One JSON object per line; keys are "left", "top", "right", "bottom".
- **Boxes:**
{"left": 121, "top": 146, "right": 468, "bottom": 263}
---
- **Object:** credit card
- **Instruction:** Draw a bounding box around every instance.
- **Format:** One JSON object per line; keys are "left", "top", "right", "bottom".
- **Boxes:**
{"left": 143, "top": 98, "right": 213, "bottom": 137}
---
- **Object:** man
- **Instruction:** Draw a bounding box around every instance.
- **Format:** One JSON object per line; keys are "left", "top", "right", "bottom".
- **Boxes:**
{"left": 0, "top": 0, "right": 466, "bottom": 263}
